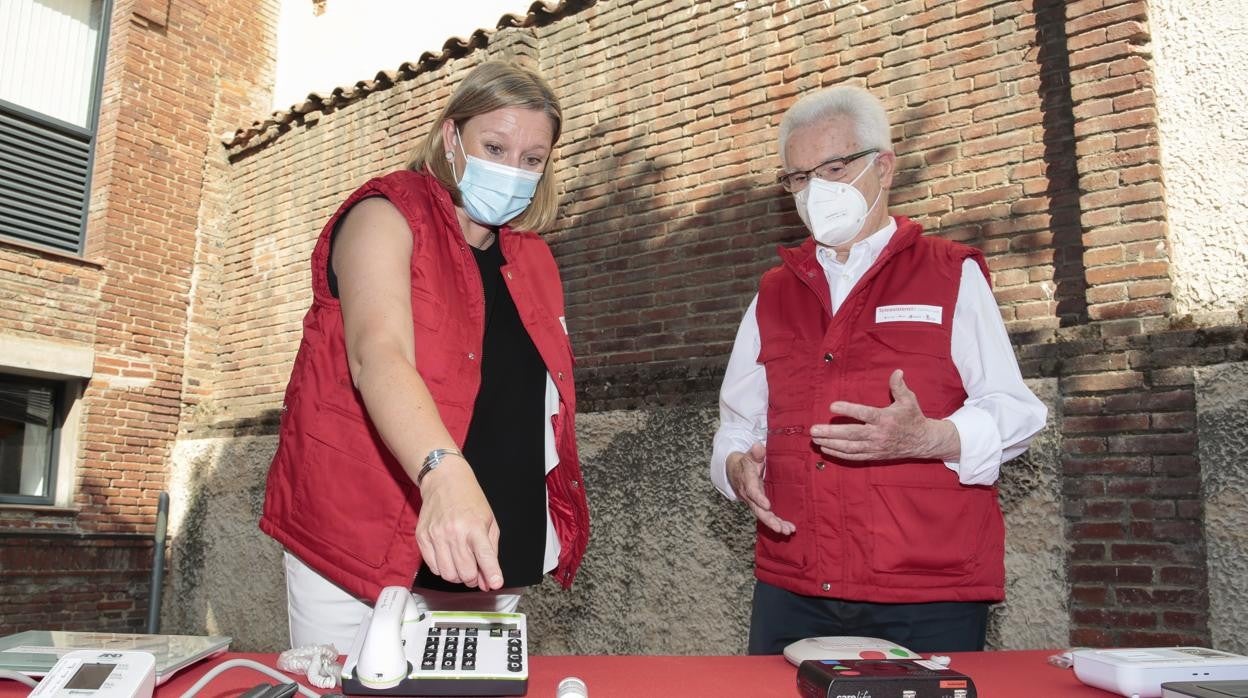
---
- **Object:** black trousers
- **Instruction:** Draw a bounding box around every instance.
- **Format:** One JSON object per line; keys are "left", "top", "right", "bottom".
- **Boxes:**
{"left": 748, "top": 580, "right": 990, "bottom": 655}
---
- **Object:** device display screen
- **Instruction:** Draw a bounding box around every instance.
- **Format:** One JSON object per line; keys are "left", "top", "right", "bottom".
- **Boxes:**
{"left": 65, "top": 662, "right": 115, "bottom": 689}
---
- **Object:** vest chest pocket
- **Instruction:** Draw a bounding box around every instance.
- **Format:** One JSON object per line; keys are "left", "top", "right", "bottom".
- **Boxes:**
{"left": 859, "top": 325, "right": 958, "bottom": 415}
{"left": 410, "top": 289, "right": 458, "bottom": 389}
{"left": 758, "top": 333, "right": 822, "bottom": 414}
{"left": 756, "top": 331, "right": 795, "bottom": 360}
{"left": 862, "top": 325, "right": 949, "bottom": 356}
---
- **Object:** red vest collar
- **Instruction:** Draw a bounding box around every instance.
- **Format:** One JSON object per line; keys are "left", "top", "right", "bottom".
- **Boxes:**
{"left": 774, "top": 216, "right": 925, "bottom": 317}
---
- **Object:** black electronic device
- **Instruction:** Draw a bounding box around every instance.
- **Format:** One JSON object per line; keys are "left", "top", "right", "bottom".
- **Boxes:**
{"left": 797, "top": 658, "right": 977, "bottom": 698}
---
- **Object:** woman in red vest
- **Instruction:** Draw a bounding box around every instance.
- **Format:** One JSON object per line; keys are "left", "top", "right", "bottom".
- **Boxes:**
{"left": 260, "top": 61, "right": 589, "bottom": 650}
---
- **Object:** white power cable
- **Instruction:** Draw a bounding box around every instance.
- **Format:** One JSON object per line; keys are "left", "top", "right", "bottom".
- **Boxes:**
{"left": 178, "top": 658, "right": 325, "bottom": 698}
{"left": 0, "top": 670, "right": 38, "bottom": 689}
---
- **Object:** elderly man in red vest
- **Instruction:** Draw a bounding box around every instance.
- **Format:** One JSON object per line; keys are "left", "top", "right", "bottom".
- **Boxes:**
{"left": 710, "top": 85, "right": 1047, "bottom": 655}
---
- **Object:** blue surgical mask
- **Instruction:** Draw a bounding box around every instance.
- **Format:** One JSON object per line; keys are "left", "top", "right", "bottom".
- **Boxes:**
{"left": 452, "top": 127, "right": 543, "bottom": 227}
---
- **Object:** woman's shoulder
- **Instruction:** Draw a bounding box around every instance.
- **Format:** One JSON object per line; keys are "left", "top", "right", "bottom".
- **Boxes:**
{"left": 353, "top": 168, "right": 437, "bottom": 202}
{"left": 324, "top": 170, "right": 450, "bottom": 245}
{"left": 326, "top": 170, "right": 430, "bottom": 226}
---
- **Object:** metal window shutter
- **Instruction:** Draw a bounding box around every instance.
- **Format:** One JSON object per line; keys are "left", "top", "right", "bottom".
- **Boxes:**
{"left": 0, "top": 105, "right": 92, "bottom": 254}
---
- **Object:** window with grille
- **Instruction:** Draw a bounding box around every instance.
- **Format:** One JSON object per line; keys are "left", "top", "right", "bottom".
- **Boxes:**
{"left": 0, "top": 0, "right": 112, "bottom": 255}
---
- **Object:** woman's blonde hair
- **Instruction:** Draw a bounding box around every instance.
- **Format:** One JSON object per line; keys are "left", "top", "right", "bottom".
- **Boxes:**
{"left": 409, "top": 61, "right": 563, "bottom": 232}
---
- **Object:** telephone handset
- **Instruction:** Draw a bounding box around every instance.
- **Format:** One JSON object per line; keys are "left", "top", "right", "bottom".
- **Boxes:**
{"left": 352, "top": 586, "right": 420, "bottom": 689}
{"left": 784, "top": 636, "right": 922, "bottom": 666}
{"left": 341, "top": 585, "right": 529, "bottom": 696}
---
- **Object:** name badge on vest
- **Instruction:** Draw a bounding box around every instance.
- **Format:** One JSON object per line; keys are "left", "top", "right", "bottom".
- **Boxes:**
{"left": 875, "top": 304, "right": 943, "bottom": 325}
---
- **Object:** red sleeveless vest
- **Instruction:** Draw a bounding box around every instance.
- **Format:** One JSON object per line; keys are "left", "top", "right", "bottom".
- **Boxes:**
{"left": 260, "top": 170, "right": 589, "bottom": 601}
{"left": 754, "top": 217, "right": 1005, "bottom": 603}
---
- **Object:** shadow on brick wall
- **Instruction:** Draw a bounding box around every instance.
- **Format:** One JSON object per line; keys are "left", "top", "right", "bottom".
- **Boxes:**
{"left": 161, "top": 435, "right": 288, "bottom": 652}
{"left": 1035, "top": 0, "right": 1088, "bottom": 328}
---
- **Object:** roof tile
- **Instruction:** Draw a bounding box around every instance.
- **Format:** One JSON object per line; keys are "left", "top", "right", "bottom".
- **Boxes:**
{"left": 223, "top": 0, "right": 595, "bottom": 152}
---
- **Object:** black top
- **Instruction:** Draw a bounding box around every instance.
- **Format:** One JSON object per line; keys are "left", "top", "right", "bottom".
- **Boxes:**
{"left": 414, "top": 237, "right": 548, "bottom": 592}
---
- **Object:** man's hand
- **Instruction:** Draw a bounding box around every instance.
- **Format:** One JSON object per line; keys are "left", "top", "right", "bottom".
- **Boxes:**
{"left": 726, "top": 442, "right": 795, "bottom": 535}
{"left": 810, "top": 369, "right": 959, "bottom": 461}
{"left": 415, "top": 457, "right": 504, "bottom": 591}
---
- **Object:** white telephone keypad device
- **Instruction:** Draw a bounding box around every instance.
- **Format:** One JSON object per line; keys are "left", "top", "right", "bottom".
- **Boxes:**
{"left": 1073, "top": 647, "right": 1248, "bottom": 698}
{"left": 342, "top": 586, "right": 527, "bottom": 696}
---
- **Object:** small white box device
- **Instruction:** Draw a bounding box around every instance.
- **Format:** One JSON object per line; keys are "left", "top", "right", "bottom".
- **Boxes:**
{"left": 27, "top": 649, "right": 155, "bottom": 698}
{"left": 1073, "top": 647, "right": 1248, "bottom": 698}
{"left": 783, "top": 636, "right": 921, "bottom": 666}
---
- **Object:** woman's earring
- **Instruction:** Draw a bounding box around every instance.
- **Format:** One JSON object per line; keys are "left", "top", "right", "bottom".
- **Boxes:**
{"left": 445, "top": 151, "right": 454, "bottom": 161}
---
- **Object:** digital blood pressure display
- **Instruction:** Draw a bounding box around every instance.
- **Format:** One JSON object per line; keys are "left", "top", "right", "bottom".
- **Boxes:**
{"left": 28, "top": 649, "right": 156, "bottom": 698}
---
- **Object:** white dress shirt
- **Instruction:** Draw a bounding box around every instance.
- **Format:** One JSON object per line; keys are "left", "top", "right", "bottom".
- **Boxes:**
{"left": 710, "top": 217, "right": 1047, "bottom": 498}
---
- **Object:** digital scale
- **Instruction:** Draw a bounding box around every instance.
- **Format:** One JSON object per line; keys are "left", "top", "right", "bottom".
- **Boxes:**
{"left": 1073, "top": 647, "right": 1248, "bottom": 698}
{"left": 341, "top": 587, "right": 528, "bottom": 696}
{"left": 0, "top": 630, "right": 231, "bottom": 684}
{"left": 27, "top": 649, "right": 155, "bottom": 698}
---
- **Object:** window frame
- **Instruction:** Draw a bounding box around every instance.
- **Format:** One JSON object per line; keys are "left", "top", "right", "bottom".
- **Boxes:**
{"left": 0, "top": 373, "right": 68, "bottom": 506}
{"left": 0, "top": 0, "right": 114, "bottom": 256}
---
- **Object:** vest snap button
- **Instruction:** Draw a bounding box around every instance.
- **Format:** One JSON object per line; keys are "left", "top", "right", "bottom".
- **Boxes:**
{"left": 570, "top": 480, "right": 579, "bottom": 488}
{"left": 558, "top": 371, "right": 565, "bottom": 380}
{"left": 468, "top": 352, "right": 476, "bottom": 360}
{"left": 823, "top": 352, "right": 834, "bottom": 363}
{"left": 821, "top": 583, "right": 831, "bottom": 592}
{"left": 815, "top": 461, "right": 825, "bottom": 470}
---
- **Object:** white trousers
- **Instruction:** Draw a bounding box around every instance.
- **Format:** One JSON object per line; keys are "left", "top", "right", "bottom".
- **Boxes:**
{"left": 283, "top": 551, "right": 522, "bottom": 652}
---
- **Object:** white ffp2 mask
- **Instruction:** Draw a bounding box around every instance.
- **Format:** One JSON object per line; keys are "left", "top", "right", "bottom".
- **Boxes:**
{"left": 794, "top": 155, "right": 881, "bottom": 246}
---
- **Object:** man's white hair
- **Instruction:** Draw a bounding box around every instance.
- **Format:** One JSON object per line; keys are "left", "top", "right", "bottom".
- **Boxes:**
{"left": 778, "top": 85, "right": 892, "bottom": 164}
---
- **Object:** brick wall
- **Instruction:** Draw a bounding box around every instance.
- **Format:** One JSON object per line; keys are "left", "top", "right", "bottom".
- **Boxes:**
{"left": 1057, "top": 0, "right": 1211, "bottom": 647}
{"left": 543, "top": 0, "right": 1077, "bottom": 407}
{"left": 0, "top": 532, "right": 153, "bottom": 635}
{"left": 0, "top": 251, "right": 102, "bottom": 344}
{"left": 79, "top": 0, "right": 278, "bottom": 530}
{"left": 0, "top": 0, "right": 277, "bottom": 632}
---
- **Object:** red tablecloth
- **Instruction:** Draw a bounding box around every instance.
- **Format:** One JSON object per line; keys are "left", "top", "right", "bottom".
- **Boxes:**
{"left": 1, "top": 649, "right": 1112, "bottom": 697}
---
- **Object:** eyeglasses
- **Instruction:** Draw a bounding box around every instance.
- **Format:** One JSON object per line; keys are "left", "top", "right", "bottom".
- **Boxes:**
{"left": 776, "top": 148, "right": 879, "bottom": 193}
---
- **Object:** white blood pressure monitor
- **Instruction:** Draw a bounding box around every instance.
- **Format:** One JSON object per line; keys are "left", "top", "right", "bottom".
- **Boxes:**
{"left": 28, "top": 649, "right": 155, "bottom": 698}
